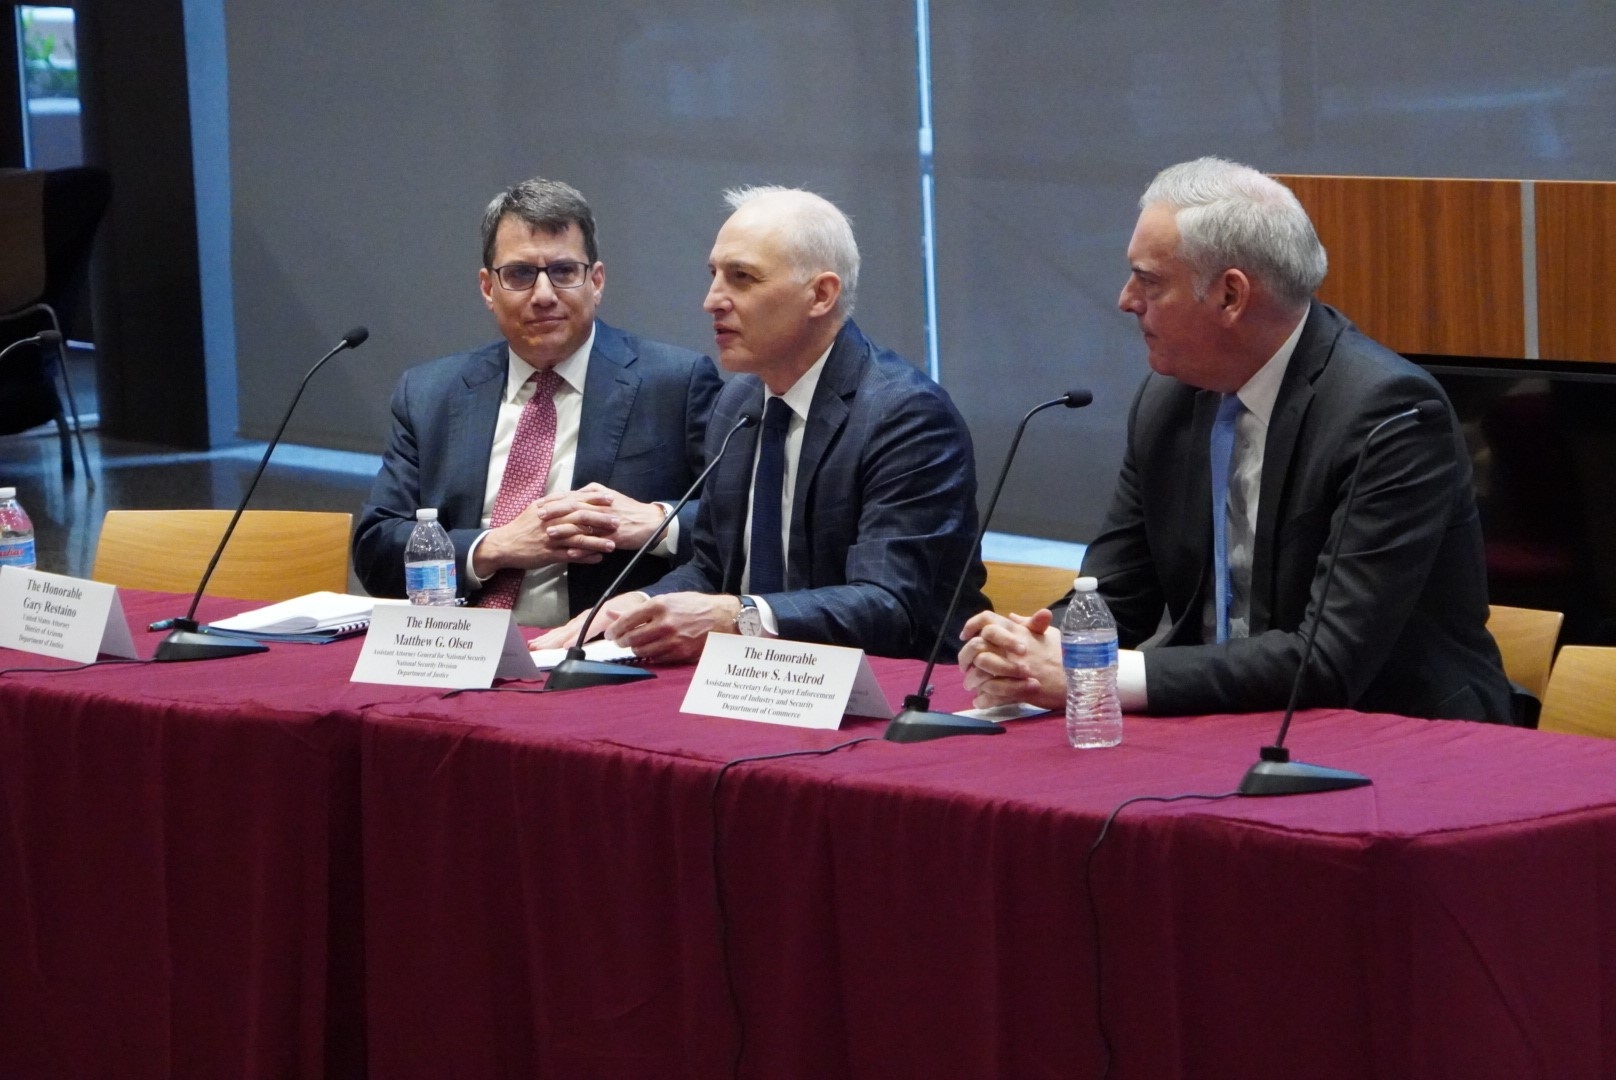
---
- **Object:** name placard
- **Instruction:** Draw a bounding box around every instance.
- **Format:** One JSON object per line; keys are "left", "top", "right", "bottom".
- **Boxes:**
{"left": 350, "top": 603, "right": 527, "bottom": 688}
{"left": 0, "top": 566, "right": 137, "bottom": 663}
{"left": 681, "top": 634, "right": 891, "bottom": 729}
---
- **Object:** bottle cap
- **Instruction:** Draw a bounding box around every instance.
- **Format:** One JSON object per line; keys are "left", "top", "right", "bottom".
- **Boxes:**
{"left": 0, "top": 487, "right": 14, "bottom": 499}
{"left": 415, "top": 507, "right": 438, "bottom": 522}
{"left": 1074, "top": 576, "right": 1098, "bottom": 592}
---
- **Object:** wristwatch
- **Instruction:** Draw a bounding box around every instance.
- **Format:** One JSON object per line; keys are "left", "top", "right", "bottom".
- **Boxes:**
{"left": 735, "top": 595, "right": 765, "bottom": 637}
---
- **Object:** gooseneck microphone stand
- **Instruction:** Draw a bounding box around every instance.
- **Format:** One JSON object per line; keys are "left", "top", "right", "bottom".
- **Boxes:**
{"left": 883, "top": 389, "right": 1093, "bottom": 743}
{"left": 155, "top": 328, "right": 370, "bottom": 662}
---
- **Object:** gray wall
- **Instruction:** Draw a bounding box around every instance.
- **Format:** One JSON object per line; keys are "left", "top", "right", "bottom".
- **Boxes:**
{"left": 224, "top": 0, "right": 1616, "bottom": 538}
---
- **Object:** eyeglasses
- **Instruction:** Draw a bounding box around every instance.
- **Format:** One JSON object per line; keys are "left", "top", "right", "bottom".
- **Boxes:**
{"left": 490, "top": 261, "right": 592, "bottom": 291}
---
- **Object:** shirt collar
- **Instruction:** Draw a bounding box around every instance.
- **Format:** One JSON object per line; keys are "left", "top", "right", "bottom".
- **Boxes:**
{"left": 504, "top": 322, "right": 596, "bottom": 402}
{"left": 766, "top": 341, "right": 833, "bottom": 422}
{"left": 1233, "top": 311, "right": 1306, "bottom": 427}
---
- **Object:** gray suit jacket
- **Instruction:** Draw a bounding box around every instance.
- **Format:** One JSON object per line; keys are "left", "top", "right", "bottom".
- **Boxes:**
{"left": 1081, "top": 302, "right": 1512, "bottom": 722}
{"left": 645, "top": 320, "right": 988, "bottom": 660}
{"left": 353, "top": 320, "right": 721, "bottom": 615}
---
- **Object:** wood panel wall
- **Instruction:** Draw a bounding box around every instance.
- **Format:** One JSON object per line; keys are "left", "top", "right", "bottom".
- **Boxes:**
{"left": 1275, "top": 174, "right": 1616, "bottom": 365}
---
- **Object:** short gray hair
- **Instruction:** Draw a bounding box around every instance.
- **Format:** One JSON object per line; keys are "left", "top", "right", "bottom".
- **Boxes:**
{"left": 480, "top": 177, "right": 598, "bottom": 268}
{"left": 723, "top": 185, "right": 860, "bottom": 317}
{"left": 1141, "top": 157, "right": 1326, "bottom": 306}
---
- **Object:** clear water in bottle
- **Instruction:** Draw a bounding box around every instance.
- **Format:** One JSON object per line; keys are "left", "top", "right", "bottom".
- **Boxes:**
{"left": 1062, "top": 576, "right": 1122, "bottom": 748}
{"left": 404, "top": 508, "right": 457, "bottom": 606}
{"left": 0, "top": 486, "right": 36, "bottom": 571}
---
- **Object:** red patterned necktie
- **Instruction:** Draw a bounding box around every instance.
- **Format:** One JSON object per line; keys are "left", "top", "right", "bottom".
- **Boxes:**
{"left": 479, "top": 367, "right": 563, "bottom": 609}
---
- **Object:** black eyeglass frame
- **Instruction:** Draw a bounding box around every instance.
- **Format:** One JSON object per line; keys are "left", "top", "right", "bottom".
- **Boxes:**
{"left": 489, "top": 260, "right": 595, "bottom": 291}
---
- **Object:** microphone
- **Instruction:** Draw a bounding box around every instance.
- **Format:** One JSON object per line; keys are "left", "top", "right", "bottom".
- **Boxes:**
{"left": 545, "top": 410, "right": 760, "bottom": 691}
{"left": 885, "top": 388, "right": 1093, "bottom": 742}
{"left": 154, "top": 327, "right": 371, "bottom": 661}
{"left": 1237, "top": 399, "right": 1444, "bottom": 795}
{"left": 0, "top": 329, "right": 55, "bottom": 362}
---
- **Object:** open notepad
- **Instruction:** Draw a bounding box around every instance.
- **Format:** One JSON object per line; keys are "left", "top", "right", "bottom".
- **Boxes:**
{"left": 207, "top": 591, "right": 387, "bottom": 642}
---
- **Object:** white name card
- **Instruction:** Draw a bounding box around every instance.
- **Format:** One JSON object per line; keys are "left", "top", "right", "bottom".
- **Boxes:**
{"left": 0, "top": 566, "right": 137, "bottom": 663}
{"left": 351, "top": 603, "right": 529, "bottom": 688}
{"left": 681, "top": 634, "right": 891, "bottom": 729}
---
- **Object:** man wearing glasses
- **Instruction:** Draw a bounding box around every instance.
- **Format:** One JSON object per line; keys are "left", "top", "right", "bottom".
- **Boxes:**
{"left": 354, "top": 177, "right": 722, "bottom": 624}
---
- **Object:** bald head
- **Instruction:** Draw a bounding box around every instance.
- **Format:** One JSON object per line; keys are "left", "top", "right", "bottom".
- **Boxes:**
{"left": 721, "top": 186, "right": 860, "bottom": 318}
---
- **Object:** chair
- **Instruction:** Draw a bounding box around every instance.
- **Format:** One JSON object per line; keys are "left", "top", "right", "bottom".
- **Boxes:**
{"left": 91, "top": 510, "right": 353, "bottom": 602}
{"left": 983, "top": 560, "right": 1079, "bottom": 616}
{"left": 0, "top": 166, "right": 108, "bottom": 480}
{"left": 1539, "top": 646, "right": 1616, "bottom": 738}
{"left": 1486, "top": 604, "right": 1564, "bottom": 701}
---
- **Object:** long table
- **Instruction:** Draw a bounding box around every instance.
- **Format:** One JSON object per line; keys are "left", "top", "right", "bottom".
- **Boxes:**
{"left": 4, "top": 590, "right": 1616, "bottom": 1078}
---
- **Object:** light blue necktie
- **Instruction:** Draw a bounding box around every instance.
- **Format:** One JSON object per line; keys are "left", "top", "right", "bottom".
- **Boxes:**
{"left": 1209, "top": 393, "right": 1244, "bottom": 644}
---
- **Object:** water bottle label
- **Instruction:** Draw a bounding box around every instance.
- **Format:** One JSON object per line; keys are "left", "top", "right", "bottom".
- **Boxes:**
{"left": 405, "top": 561, "right": 455, "bottom": 593}
{"left": 0, "top": 538, "right": 36, "bottom": 568}
{"left": 1063, "top": 639, "right": 1117, "bottom": 670}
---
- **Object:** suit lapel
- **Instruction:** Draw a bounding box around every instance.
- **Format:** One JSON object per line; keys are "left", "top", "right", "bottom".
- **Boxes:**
{"left": 571, "top": 322, "right": 639, "bottom": 488}
{"left": 1165, "top": 388, "right": 1223, "bottom": 644}
{"left": 1249, "top": 303, "right": 1330, "bottom": 631}
{"left": 720, "top": 383, "right": 767, "bottom": 593}
{"left": 449, "top": 343, "right": 508, "bottom": 526}
{"left": 789, "top": 323, "right": 861, "bottom": 587}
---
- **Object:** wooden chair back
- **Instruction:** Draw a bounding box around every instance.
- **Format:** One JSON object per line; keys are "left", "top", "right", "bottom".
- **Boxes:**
{"left": 1486, "top": 604, "right": 1564, "bottom": 700}
{"left": 92, "top": 509, "right": 352, "bottom": 602}
{"left": 1539, "top": 646, "right": 1616, "bottom": 738}
{"left": 983, "top": 561, "right": 1079, "bottom": 617}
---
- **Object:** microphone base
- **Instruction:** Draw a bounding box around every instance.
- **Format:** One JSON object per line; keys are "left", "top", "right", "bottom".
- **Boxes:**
{"left": 883, "top": 694, "right": 1006, "bottom": 743}
{"left": 154, "top": 628, "right": 269, "bottom": 663}
{"left": 1238, "top": 745, "right": 1371, "bottom": 797}
{"left": 544, "top": 651, "right": 656, "bottom": 692}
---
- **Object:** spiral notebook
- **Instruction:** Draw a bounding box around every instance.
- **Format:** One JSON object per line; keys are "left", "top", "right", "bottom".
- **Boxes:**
{"left": 206, "top": 591, "right": 380, "bottom": 642}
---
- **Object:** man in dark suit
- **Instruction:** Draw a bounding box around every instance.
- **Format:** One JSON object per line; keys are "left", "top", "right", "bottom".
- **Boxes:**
{"left": 960, "top": 157, "right": 1511, "bottom": 722}
{"left": 353, "top": 178, "right": 722, "bottom": 624}
{"left": 534, "top": 186, "right": 986, "bottom": 661}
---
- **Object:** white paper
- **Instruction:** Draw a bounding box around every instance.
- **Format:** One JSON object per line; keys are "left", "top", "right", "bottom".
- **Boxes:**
{"left": 526, "top": 639, "right": 638, "bottom": 672}
{"left": 350, "top": 603, "right": 514, "bottom": 688}
{"left": 211, "top": 591, "right": 375, "bottom": 633}
{"left": 0, "top": 566, "right": 137, "bottom": 663}
{"left": 680, "top": 635, "right": 888, "bottom": 729}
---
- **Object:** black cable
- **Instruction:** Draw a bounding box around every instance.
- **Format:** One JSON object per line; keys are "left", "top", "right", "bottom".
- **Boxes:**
{"left": 1085, "top": 790, "right": 1241, "bottom": 1079}
{"left": 0, "top": 657, "right": 156, "bottom": 676}
{"left": 710, "top": 736, "right": 877, "bottom": 1080}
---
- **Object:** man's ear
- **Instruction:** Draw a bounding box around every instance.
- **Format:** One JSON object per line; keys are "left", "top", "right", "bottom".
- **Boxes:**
{"left": 1217, "top": 268, "right": 1252, "bottom": 323}
{"left": 807, "top": 271, "right": 842, "bottom": 319}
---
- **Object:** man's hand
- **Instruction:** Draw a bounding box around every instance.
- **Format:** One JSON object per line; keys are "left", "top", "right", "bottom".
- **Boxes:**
{"left": 529, "top": 591, "right": 647, "bottom": 651}
{"left": 566, "top": 482, "right": 673, "bottom": 550}
{"left": 472, "top": 490, "right": 620, "bottom": 576}
{"left": 602, "top": 592, "right": 743, "bottom": 665}
{"left": 958, "top": 608, "right": 1065, "bottom": 710}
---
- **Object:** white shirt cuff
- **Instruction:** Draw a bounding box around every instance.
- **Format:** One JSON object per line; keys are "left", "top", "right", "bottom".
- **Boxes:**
{"left": 750, "top": 595, "right": 780, "bottom": 637}
{"left": 651, "top": 505, "right": 679, "bottom": 558}
{"left": 1117, "top": 648, "right": 1148, "bottom": 712}
{"left": 465, "top": 529, "right": 491, "bottom": 587}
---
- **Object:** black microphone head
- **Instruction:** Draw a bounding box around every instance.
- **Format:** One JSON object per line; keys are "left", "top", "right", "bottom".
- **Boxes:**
{"left": 1413, "top": 399, "right": 1445, "bottom": 422}
{"left": 341, "top": 326, "right": 370, "bottom": 348}
{"left": 737, "top": 411, "right": 760, "bottom": 428}
{"left": 36, "top": 329, "right": 63, "bottom": 347}
{"left": 1063, "top": 388, "right": 1094, "bottom": 408}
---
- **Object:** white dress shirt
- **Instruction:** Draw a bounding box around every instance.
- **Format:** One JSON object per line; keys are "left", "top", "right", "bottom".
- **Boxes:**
{"left": 464, "top": 325, "right": 674, "bottom": 628}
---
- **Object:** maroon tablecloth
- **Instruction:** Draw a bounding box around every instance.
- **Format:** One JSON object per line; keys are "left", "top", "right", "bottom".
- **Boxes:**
{"left": 7, "top": 590, "right": 1616, "bottom": 1079}
{"left": 356, "top": 650, "right": 1616, "bottom": 1079}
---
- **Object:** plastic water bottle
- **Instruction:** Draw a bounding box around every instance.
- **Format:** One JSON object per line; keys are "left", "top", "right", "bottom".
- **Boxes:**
{"left": 404, "top": 508, "right": 457, "bottom": 606}
{"left": 0, "top": 487, "right": 36, "bottom": 571}
{"left": 1063, "top": 576, "right": 1122, "bottom": 748}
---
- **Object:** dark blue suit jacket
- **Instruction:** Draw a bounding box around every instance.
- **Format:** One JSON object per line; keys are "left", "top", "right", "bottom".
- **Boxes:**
{"left": 353, "top": 320, "right": 722, "bottom": 615}
{"left": 1082, "top": 302, "right": 1511, "bottom": 722}
{"left": 644, "top": 320, "right": 988, "bottom": 660}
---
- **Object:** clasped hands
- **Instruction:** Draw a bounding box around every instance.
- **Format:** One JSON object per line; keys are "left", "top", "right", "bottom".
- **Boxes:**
{"left": 472, "top": 482, "right": 666, "bottom": 576}
{"left": 957, "top": 607, "right": 1067, "bottom": 711}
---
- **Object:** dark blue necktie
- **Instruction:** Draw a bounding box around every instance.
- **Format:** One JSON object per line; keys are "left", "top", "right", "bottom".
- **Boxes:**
{"left": 1210, "top": 393, "right": 1244, "bottom": 644}
{"left": 748, "top": 396, "right": 791, "bottom": 593}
